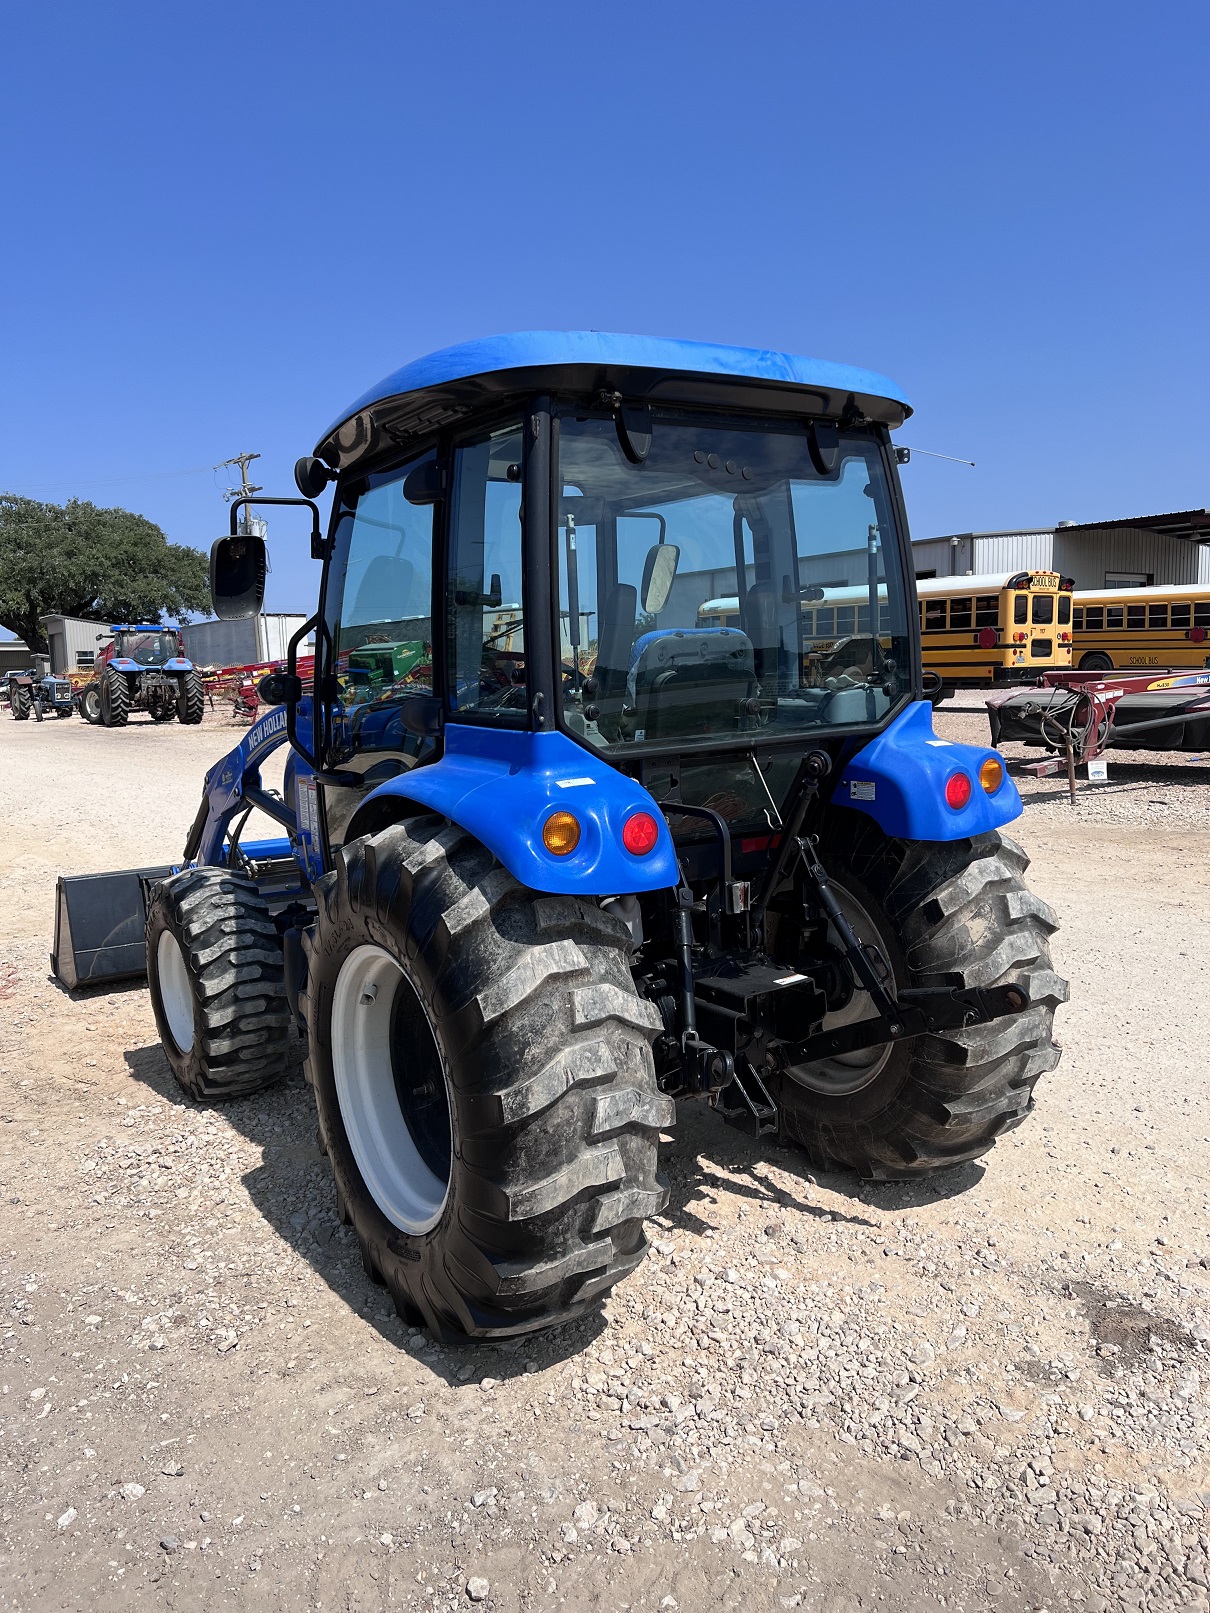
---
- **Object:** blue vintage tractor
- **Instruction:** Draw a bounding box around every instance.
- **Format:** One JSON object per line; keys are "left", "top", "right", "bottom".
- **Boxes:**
{"left": 114, "top": 334, "right": 1064, "bottom": 1340}
{"left": 7, "top": 666, "right": 74, "bottom": 720}
{"left": 83, "top": 625, "right": 204, "bottom": 726}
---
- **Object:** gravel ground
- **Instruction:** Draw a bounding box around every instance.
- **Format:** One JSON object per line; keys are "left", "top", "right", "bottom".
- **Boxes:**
{"left": 2, "top": 707, "right": 1209, "bottom": 1612}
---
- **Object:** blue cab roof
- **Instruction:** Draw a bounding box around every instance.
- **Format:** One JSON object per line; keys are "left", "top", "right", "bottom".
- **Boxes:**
{"left": 323, "top": 331, "right": 911, "bottom": 450}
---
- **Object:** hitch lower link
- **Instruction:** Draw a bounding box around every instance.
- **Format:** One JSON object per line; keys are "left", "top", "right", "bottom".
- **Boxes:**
{"left": 769, "top": 832, "right": 1031, "bottom": 1071}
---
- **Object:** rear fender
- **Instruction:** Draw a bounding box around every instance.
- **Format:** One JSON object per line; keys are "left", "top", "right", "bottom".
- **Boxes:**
{"left": 834, "top": 699, "right": 1020, "bottom": 841}
{"left": 350, "top": 723, "right": 679, "bottom": 896}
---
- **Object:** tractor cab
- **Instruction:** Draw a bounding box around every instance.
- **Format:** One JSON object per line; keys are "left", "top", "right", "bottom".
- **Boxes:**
{"left": 102, "top": 626, "right": 190, "bottom": 673}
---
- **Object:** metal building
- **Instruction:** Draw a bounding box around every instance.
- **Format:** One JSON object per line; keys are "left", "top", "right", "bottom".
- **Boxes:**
{"left": 38, "top": 615, "right": 116, "bottom": 674}
{"left": 914, "top": 510, "right": 1210, "bottom": 588}
{"left": 179, "top": 614, "right": 310, "bottom": 669}
{"left": 0, "top": 639, "right": 35, "bottom": 674}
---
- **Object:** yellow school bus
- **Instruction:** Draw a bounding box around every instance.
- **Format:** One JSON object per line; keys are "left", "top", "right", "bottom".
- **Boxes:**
{"left": 1072, "top": 584, "right": 1210, "bottom": 672}
{"left": 914, "top": 570, "right": 1074, "bottom": 689}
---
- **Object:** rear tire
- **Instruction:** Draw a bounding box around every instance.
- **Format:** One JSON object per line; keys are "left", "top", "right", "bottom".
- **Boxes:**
{"left": 1078, "top": 651, "right": 1113, "bottom": 672}
{"left": 773, "top": 814, "right": 1068, "bottom": 1180}
{"left": 177, "top": 669, "right": 205, "bottom": 724}
{"left": 145, "top": 868, "right": 291, "bottom": 1101}
{"left": 301, "top": 815, "right": 671, "bottom": 1340}
{"left": 11, "top": 685, "right": 30, "bottom": 720}
{"left": 100, "top": 667, "right": 129, "bottom": 726}
{"left": 79, "top": 686, "right": 102, "bottom": 724}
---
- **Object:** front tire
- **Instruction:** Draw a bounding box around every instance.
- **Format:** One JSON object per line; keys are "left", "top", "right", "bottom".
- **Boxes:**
{"left": 100, "top": 667, "right": 129, "bottom": 726}
{"left": 79, "top": 686, "right": 102, "bottom": 724}
{"left": 302, "top": 816, "right": 671, "bottom": 1340}
{"left": 145, "top": 868, "right": 291, "bottom": 1101}
{"left": 773, "top": 815, "right": 1067, "bottom": 1180}
{"left": 177, "top": 669, "right": 205, "bottom": 724}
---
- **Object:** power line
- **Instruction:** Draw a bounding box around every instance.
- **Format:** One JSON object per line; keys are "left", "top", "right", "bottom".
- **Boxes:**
{"left": 8, "top": 464, "right": 217, "bottom": 495}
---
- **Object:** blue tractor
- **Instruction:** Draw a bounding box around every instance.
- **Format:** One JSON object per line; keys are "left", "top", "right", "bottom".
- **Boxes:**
{"left": 131, "top": 334, "right": 1064, "bottom": 1340}
{"left": 82, "top": 624, "right": 204, "bottom": 726}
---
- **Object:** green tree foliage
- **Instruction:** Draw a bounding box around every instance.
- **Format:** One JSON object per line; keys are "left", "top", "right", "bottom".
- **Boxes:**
{"left": 0, "top": 494, "right": 210, "bottom": 652}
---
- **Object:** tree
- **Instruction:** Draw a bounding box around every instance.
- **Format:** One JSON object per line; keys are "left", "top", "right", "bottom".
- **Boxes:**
{"left": 0, "top": 494, "right": 210, "bottom": 653}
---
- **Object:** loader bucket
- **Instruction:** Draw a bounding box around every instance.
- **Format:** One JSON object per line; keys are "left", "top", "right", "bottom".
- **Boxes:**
{"left": 51, "top": 866, "right": 174, "bottom": 989}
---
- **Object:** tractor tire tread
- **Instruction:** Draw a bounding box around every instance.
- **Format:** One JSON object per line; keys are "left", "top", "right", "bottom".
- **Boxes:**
{"left": 177, "top": 669, "right": 205, "bottom": 724}
{"left": 302, "top": 818, "right": 669, "bottom": 1340}
{"left": 145, "top": 867, "right": 290, "bottom": 1102}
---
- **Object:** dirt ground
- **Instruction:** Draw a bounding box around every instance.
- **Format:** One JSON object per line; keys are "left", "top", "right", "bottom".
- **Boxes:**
{"left": 2, "top": 702, "right": 1209, "bottom": 1613}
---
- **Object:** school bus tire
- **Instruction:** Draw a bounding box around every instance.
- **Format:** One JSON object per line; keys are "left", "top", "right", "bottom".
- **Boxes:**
{"left": 773, "top": 812, "right": 1067, "bottom": 1181}
{"left": 1078, "top": 651, "right": 1113, "bottom": 672}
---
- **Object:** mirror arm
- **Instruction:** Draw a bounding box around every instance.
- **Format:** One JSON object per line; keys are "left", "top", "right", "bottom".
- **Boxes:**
{"left": 229, "top": 495, "right": 325, "bottom": 560}
{"left": 285, "top": 612, "right": 321, "bottom": 769}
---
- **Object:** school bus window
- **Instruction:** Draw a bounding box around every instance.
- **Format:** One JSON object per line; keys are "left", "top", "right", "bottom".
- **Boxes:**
{"left": 975, "top": 596, "right": 999, "bottom": 628}
{"left": 949, "top": 596, "right": 972, "bottom": 629}
{"left": 1032, "top": 594, "right": 1054, "bottom": 625}
{"left": 1148, "top": 604, "right": 1168, "bottom": 628}
{"left": 1013, "top": 594, "right": 1028, "bottom": 625}
{"left": 856, "top": 605, "right": 871, "bottom": 634}
{"left": 802, "top": 609, "right": 815, "bottom": 634}
{"left": 1126, "top": 605, "right": 1146, "bottom": 629}
{"left": 1057, "top": 595, "right": 1071, "bottom": 625}
{"left": 1171, "top": 604, "right": 1191, "bottom": 628}
{"left": 878, "top": 604, "right": 891, "bottom": 633}
{"left": 924, "top": 600, "right": 947, "bottom": 632}
{"left": 1195, "top": 603, "right": 1210, "bottom": 628}
{"left": 816, "top": 608, "right": 835, "bottom": 636}
{"left": 1084, "top": 606, "right": 1104, "bottom": 630}
{"left": 1107, "top": 606, "right": 1124, "bottom": 628}
{"left": 836, "top": 606, "right": 856, "bottom": 636}
{"left": 1072, "top": 607, "right": 1083, "bottom": 629}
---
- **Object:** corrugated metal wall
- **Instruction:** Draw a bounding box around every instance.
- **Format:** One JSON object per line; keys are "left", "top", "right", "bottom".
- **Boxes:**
{"left": 180, "top": 614, "right": 308, "bottom": 668}
{"left": 912, "top": 532, "right": 1053, "bottom": 577}
{"left": 1051, "top": 527, "right": 1202, "bottom": 588}
{"left": 39, "top": 615, "right": 115, "bottom": 673}
{"left": 913, "top": 528, "right": 1207, "bottom": 587}
{"left": 973, "top": 531, "right": 1055, "bottom": 574}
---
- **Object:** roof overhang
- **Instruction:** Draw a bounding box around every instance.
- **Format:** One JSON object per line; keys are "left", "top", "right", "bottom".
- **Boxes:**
{"left": 1057, "top": 510, "right": 1210, "bottom": 544}
{"left": 315, "top": 331, "right": 912, "bottom": 472}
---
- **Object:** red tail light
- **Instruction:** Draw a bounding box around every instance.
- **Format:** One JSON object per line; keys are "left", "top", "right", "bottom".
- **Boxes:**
{"left": 944, "top": 772, "right": 972, "bottom": 810}
{"left": 622, "top": 811, "right": 660, "bottom": 856}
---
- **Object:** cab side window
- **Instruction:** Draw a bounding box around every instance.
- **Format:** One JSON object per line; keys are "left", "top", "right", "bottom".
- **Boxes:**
{"left": 326, "top": 451, "right": 437, "bottom": 758}
{"left": 447, "top": 423, "right": 526, "bottom": 725}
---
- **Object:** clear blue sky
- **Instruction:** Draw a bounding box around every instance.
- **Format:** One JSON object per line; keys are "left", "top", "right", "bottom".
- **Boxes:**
{"left": 1, "top": 0, "right": 1205, "bottom": 618}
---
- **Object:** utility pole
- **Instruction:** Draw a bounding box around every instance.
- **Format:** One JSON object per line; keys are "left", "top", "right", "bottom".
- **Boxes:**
{"left": 216, "top": 452, "right": 267, "bottom": 538}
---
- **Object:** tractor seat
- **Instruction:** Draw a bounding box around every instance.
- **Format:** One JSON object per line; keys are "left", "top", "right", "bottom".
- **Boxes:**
{"left": 625, "top": 628, "right": 756, "bottom": 740}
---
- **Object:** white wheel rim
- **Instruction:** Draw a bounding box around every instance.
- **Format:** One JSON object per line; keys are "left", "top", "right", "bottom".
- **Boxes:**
{"left": 157, "top": 930, "right": 195, "bottom": 1054}
{"left": 331, "top": 944, "right": 451, "bottom": 1235}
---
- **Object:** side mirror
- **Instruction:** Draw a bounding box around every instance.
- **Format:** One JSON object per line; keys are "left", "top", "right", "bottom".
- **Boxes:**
{"left": 294, "top": 456, "right": 334, "bottom": 498}
{"left": 209, "top": 534, "right": 266, "bottom": 620}
{"left": 257, "top": 670, "right": 302, "bottom": 706}
{"left": 640, "top": 543, "right": 680, "bottom": 615}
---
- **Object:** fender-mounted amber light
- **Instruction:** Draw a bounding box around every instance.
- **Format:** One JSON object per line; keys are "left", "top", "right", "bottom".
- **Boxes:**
{"left": 542, "top": 811, "right": 581, "bottom": 855}
{"left": 979, "top": 757, "right": 1004, "bottom": 794}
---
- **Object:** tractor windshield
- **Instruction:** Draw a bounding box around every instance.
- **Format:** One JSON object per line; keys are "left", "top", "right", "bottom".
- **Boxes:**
{"left": 556, "top": 413, "right": 911, "bottom": 753}
{"left": 115, "top": 631, "right": 179, "bottom": 666}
